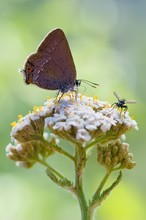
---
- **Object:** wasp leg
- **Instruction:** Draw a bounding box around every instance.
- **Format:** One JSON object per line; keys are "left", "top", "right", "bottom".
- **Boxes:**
{"left": 123, "top": 105, "right": 128, "bottom": 113}
{"left": 111, "top": 102, "right": 117, "bottom": 107}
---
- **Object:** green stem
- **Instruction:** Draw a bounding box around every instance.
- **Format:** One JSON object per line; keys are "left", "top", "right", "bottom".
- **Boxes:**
{"left": 77, "top": 182, "right": 89, "bottom": 220}
{"left": 41, "top": 139, "right": 74, "bottom": 161}
{"left": 74, "top": 145, "right": 90, "bottom": 220}
{"left": 36, "top": 157, "right": 64, "bottom": 179}
{"left": 85, "top": 135, "right": 110, "bottom": 151}
{"left": 93, "top": 169, "right": 112, "bottom": 200}
{"left": 89, "top": 169, "right": 112, "bottom": 215}
{"left": 54, "top": 144, "right": 74, "bottom": 161}
{"left": 85, "top": 132, "right": 119, "bottom": 151}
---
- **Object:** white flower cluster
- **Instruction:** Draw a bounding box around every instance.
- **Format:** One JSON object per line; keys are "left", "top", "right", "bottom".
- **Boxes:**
{"left": 10, "top": 93, "right": 138, "bottom": 146}
{"left": 10, "top": 102, "right": 55, "bottom": 141}
{"left": 45, "top": 94, "right": 138, "bottom": 144}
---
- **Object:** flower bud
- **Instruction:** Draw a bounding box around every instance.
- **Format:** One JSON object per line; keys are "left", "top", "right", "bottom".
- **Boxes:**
{"left": 97, "top": 139, "right": 136, "bottom": 170}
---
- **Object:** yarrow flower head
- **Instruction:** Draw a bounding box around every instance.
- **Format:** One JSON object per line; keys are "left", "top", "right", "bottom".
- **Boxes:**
{"left": 6, "top": 93, "right": 138, "bottom": 167}
{"left": 97, "top": 139, "right": 136, "bottom": 170}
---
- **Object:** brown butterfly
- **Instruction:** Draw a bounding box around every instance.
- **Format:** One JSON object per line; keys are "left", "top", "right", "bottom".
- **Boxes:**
{"left": 21, "top": 28, "right": 98, "bottom": 94}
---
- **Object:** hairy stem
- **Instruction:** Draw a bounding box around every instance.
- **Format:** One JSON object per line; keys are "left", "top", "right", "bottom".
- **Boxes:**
{"left": 40, "top": 139, "right": 74, "bottom": 161}
{"left": 88, "top": 169, "right": 112, "bottom": 217}
{"left": 36, "top": 157, "right": 64, "bottom": 179}
{"left": 74, "top": 145, "right": 90, "bottom": 220}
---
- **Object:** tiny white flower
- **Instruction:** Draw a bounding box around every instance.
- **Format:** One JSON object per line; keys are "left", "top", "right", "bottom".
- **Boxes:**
{"left": 76, "top": 129, "right": 91, "bottom": 142}
{"left": 16, "top": 161, "right": 28, "bottom": 168}
{"left": 85, "top": 124, "right": 97, "bottom": 131}
{"left": 50, "top": 133, "right": 60, "bottom": 144}
{"left": 15, "top": 143, "right": 23, "bottom": 151}
{"left": 6, "top": 143, "right": 13, "bottom": 152}
{"left": 30, "top": 114, "right": 40, "bottom": 121}
{"left": 121, "top": 134, "right": 126, "bottom": 141}
{"left": 43, "top": 132, "right": 49, "bottom": 140}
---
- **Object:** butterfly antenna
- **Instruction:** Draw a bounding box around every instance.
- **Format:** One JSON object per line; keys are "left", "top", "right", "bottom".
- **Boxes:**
{"left": 18, "top": 68, "right": 24, "bottom": 74}
{"left": 76, "top": 83, "right": 86, "bottom": 93}
{"left": 78, "top": 79, "right": 99, "bottom": 88}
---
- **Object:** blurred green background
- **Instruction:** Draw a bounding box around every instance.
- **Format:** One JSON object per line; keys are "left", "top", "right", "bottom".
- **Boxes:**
{"left": 0, "top": 0, "right": 145, "bottom": 219}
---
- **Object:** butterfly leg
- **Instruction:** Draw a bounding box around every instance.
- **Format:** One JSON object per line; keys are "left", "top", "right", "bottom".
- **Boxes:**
{"left": 58, "top": 91, "right": 66, "bottom": 102}
{"left": 54, "top": 90, "right": 61, "bottom": 102}
{"left": 74, "top": 87, "right": 79, "bottom": 101}
{"left": 70, "top": 85, "right": 78, "bottom": 100}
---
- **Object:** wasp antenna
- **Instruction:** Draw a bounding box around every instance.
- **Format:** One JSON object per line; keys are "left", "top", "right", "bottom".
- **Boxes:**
{"left": 125, "top": 100, "right": 136, "bottom": 104}
{"left": 113, "top": 91, "right": 120, "bottom": 100}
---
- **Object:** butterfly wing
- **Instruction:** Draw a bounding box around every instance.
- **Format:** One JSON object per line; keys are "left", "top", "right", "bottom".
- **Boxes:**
{"left": 23, "top": 29, "right": 76, "bottom": 92}
{"left": 38, "top": 28, "right": 76, "bottom": 90}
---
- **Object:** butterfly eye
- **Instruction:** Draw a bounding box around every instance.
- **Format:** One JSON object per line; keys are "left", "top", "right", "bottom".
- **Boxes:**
{"left": 27, "top": 65, "right": 34, "bottom": 72}
{"left": 25, "top": 71, "right": 33, "bottom": 84}
{"left": 27, "top": 72, "right": 31, "bottom": 78}
{"left": 25, "top": 64, "right": 34, "bottom": 84}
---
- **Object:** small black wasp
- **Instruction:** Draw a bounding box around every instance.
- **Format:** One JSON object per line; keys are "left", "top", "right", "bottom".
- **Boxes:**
{"left": 111, "top": 91, "right": 136, "bottom": 112}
